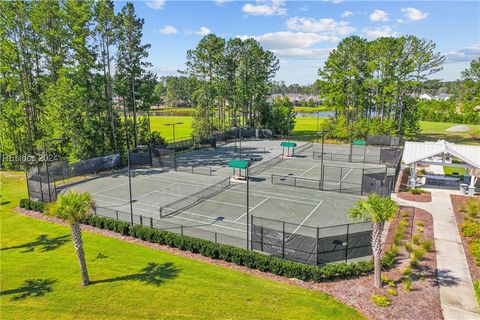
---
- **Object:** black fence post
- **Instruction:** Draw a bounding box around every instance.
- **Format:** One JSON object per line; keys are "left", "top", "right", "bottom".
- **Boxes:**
{"left": 150, "top": 217, "right": 153, "bottom": 228}
{"left": 116, "top": 210, "right": 119, "bottom": 221}
{"left": 316, "top": 227, "right": 320, "bottom": 266}
{"left": 360, "top": 168, "right": 365, "bottom": 195}
{"left": 140, "top": 215, "right": 143, "bottom": 226}
{"left": 345, "top": 224, "right": 350, "bottom": 263}
{"left": 181, "top": 225, "right": 184, "bottom": 236}
{"left": 260, "top": 225, "right": 264, "bottom": 251}
{"left": 282, "top": 221, "right": 286, "bottom": 259}
{"left": 215, "top": 232, "right": 217, "bottom": 243}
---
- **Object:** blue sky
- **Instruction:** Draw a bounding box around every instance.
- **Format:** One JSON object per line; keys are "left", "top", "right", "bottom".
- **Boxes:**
{"left": 119, "top": 0, "right": 480, "bottom": 84}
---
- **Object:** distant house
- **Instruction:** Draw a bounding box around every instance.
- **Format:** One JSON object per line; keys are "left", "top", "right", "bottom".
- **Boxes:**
{"left": 268, "top": 94, "right": 322, "bottom": 106}
{"left": 419, "top": 93, "right": 433, "bottom": 100}
{"left": 434, "top": 93, "right": 453, "bottom": 101}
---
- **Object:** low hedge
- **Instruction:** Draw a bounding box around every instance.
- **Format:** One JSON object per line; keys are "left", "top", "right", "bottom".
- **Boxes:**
{"left": 19, "top": 198, "right": 45, "bottom": 212}
{"left": 20, "top": 199, "right": 397, "bottom": 282}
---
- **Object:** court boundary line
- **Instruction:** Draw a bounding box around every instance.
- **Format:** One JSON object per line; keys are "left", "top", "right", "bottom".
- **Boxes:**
{"left": 288, "top": 200, "right": 324, "bottom": 237}
{"left": 234, "top": 197, "right": 270, "bottom": 222}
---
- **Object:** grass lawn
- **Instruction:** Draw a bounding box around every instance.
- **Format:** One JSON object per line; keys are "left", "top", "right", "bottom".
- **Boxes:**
{"left": 418, "top": 121, "right": 480, "bottom": 145}
{"left": 443, "top": 166, "right": 466, "bottom": 177}
{"left": 0, "top": 172, "right": 364, "bottom": 320}
{"left": 144, "top": 115, "right": 194, "bottom": 141}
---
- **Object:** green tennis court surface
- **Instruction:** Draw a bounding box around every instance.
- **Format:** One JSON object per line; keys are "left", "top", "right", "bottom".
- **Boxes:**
{"left": 60, "top": 139, "right": 396, "bottom": 251}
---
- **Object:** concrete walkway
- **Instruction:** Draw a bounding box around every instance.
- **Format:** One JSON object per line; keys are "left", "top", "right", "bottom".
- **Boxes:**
{"left": 392, "top": 189, "right": 480, "bottom": 320}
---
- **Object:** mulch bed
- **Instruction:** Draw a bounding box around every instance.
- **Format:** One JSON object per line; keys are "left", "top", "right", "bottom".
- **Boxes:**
{"left": 15, "top": 207, "right": 442, "bottom": 320}
{"left": 397, "top": 191, "right": 432, "bottom": 203}
{"left": 450, "top": 195, "right": 480, "bottom": 282}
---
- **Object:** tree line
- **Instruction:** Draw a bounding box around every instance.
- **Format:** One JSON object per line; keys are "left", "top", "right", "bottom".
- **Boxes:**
{"left": 317, "top": 35, "right": 446, "bottom": 139}
{"left": 1, "top": 0, "right": 157, "bottom": 169}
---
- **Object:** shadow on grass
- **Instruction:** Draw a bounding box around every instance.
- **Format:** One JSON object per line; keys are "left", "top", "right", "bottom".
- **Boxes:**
{"left": 0, "top": 279, "right": 57, "bottom": 301}
{"left": 91, "top": 262, "right": 180, "bottom": 287}
{"left": 0, "top": 234, "right": 69, "bottom": 253}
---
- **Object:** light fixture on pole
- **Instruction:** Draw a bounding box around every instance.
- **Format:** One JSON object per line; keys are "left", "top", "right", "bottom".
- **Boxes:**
{"left": 164, "top": 122, "right": 183, "bottom": 152}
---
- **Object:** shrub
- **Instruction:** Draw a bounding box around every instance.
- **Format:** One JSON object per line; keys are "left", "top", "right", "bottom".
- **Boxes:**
{"left": 387, "top": 288, "right": 398, "bottom": 296}
{"left": 402, "top": 267, "right": 412, "bottom": 275}
{"left": 412, "top": 234, "right": 421, "bottom": 245}
{"left": 460, "top": 198, "right": 480, "bottom": 219}
{"left": 416, "top": 221, "right": 425, "bottom": 227}
{"left": 370, "top": 294, "right": 390, "bottom": 307}
{"left": 399, "top": 220, "right": 409, "bottom": 228}
{"left": 18, "top": 199, "right": 44, "bottom": 212}
{"left": 381, "top": 249, "right": 396, "bottom": 269}
{"left": 409, "top": 258, "right": 419, "bottom": 269}
{"left": 417, "top": 226, "right": 425, "bottom": 233}
{"left": 402, "top": 276, "right": 412, "bottom": 292}
{"left": 475, "top": 281, "right": 480, "bottom": 305}
{"left": 381, "top": 275, "right": 395, "bottom": 287}
{"left": 401, "top": 211, "right": 410, "bottom": 218}
{"left": 405, "top": 243, "right": 414, "bottom": 253}
{"left": 410, "top": 188, "right": 424, "bottom": 195}
{"left": 413, "top": 248, "right": 425, "bottom": 260}
{"left": 470, "top": 240, "right": 480, "bottom": 266}
{"left": 422, "top": 240, "right": 433, "bottom": 252}
{"left": 461, "top": 220, "right": 480, "bottom": 238}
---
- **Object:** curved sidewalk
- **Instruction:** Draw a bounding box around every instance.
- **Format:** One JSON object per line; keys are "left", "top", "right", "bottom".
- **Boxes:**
{"left": 392, "top": 189, "right": 480, "bottom": 320}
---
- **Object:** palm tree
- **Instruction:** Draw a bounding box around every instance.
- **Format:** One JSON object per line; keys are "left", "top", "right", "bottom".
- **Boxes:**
{"left": 349, "top": 193, "right": 398, "bottom": 288}
{"left": 47, "top": 191, "right": 95, "bottom": 286}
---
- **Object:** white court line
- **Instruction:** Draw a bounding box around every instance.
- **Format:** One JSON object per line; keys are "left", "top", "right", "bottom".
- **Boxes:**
{"left": 289, "top": 200, "right": 324, "bottom": 236}
{"left": 234, "top": 197, "right": 270, "bottom": 222}
{"left": 134, "top": 183, "right": 178, "bottom": 200}
{"left": 143, "top": 174, "right": 213, "bottom": 187}
{"left": 340, "top": 168, "right": 354, "bottom": 182}
{"left": 96, "top": 198, "right": 245, "bottom": 233}
{"left": 180, "top": 210, "right": 246, "bottom": 226}
{"left": 227, "top": 188, "right": 319, "bottom": 205}
{"left": 91, "top": 175, "right": 152, "bottom": 195}
{"left": 300, "top": 165, "right": 320, "bottom": 177}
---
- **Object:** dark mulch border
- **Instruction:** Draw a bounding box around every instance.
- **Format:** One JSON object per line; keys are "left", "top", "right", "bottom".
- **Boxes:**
{"left": 14, "top": 207, "right": 442, "bottom": 320}
{"left": 397, "top": 191, "right": 432, "bottom": 203}
{"left": 450, "top": 195, "right": 480, "bottom": 282}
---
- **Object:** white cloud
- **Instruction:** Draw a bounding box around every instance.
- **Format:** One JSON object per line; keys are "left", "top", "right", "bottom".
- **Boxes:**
{"left": 242, "top": 0, "right": 287, "bottom": 16}
{"left": 396, "top": 19, "right": 404, "bottom": 23}
{"left": 401, "top": 7, "right": 428, "bottom": 21}
{"left": 238, "top": 31, "right": 335, "bottom": 59}
{"left": 286, "top": 17, "right": 355, "bottom": 35}
{"left": 369, "top": 9, "right": 389, "bottom": 22}
{"left": 213, "top": 0, "right": 226, "bottom": 6}
{"left": 299, "top": 4, "right": 309, "bottom": 12}
{"left": 341, "top": 11, "right": 353, "bottom": 18}
{"left": 446, "top": 44, "right": 480, "bottom": 62}
{"left": 146, "top": 0, "right": 165, "bottom": 10}
{"left": 323, "top": 0, "right": 343, "bottom": 4}
{"left": 363, "top": 26, "right": 398, "bottom": 39}
{"left": 195, "top": 26, "right": 211, "bottom": 36}
{"left": 159, "top": 25, "right": 178, "bottom": 35}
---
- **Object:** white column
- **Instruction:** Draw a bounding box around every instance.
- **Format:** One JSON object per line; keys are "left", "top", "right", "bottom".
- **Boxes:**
{"left": 410, "top": 163, "right": 417, "bottom": 188}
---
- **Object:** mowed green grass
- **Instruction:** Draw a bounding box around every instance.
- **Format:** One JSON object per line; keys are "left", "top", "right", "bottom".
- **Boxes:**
{"left": 418, "top": 121, "right": 480, "bottom": 145}
{"left": 0, "top": 172, "right": 364, "bottom": 320}
{"left": 144, "top": 115, "right": 194, "bottom": 140}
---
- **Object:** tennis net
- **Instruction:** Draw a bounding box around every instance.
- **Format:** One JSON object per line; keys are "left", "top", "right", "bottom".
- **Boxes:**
{"left": 159, "top": 177, "right": 231, "bottom": 218}
{"left": 250, "top": 154, "right": 284, "bottom": 175}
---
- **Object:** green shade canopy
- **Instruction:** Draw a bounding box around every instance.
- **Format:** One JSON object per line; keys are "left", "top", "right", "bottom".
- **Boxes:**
{"left": 228, "top": 159, "right": 250, "bottom": 169}
{"left": 280, "top": 141, "right": 297, "bottom": 148}
{"left": 353, "top": 140, "right": 366, "bottom": 145}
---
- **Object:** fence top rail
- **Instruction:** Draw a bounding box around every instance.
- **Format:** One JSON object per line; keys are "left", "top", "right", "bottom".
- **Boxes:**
{"left": 252, "top": 215, "right": 372, "bottom": 231}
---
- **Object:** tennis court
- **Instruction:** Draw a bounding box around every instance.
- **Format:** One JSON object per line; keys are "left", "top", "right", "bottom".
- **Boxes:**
{"left": 64, "top": 166, "right": 364, "bottom": 249}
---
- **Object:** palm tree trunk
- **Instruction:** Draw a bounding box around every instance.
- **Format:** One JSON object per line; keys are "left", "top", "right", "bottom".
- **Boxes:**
{"left": 71, "top": 222, "right": 89, "bottom": 286}
{"left": 372, "top": 221, "right": 384, "bottom": 288}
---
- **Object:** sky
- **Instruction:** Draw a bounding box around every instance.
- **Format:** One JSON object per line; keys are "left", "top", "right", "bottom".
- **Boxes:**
{"left": 118, "top": 0, "right": 480, "bottom": 85}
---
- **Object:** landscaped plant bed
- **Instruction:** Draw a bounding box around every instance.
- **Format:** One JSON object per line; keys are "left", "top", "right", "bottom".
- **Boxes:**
{"left": 450, "top": 195, "right": 480, "bottom": 283}
{"left": 15, "top": 205, "right": 443, "bottom": 320}
{"left": 312, "top": 207, "right": 442, "bottom": 320}
{"left": 397, "top": 191, "right": 432, "bottom": 202}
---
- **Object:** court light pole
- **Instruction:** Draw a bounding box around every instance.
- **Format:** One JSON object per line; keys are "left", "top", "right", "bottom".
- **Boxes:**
{"left": 246, "top": 165, "right": 250, "bottom": 250}
{"left": 127, "top": 149, "right": 134, "bottom": 225}
{"left": 164, "top": 122, "right": 183, "bottom": 152}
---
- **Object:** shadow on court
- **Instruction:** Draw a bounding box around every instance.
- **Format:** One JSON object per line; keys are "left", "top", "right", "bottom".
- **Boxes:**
{"left": 0, "top": 279, "right": 57, "bottom": 301}
{"left": 0, "top": 234, "right": 69, "bottom": 253}
{"left": 91, "top": 262, "right": 180, "bottom": 287}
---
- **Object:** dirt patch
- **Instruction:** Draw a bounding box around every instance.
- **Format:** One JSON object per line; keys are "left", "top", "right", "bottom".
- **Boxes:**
{"left": 450, "top": 195, "right": 480, "bottom": 282}
{"left": 397, "top": 191, "right": 432, "bottom": 203}
{"left": 15, "top": 207, "right": 442, "bottom": 320}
